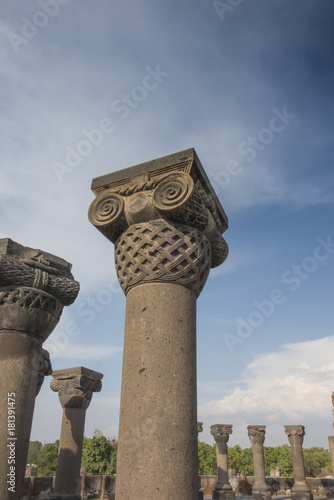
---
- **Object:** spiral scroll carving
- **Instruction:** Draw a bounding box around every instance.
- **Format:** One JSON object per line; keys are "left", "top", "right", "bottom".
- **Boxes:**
{"left": 248, "top": 426, "right": 266, "bottom": 445}
{"left": 210, "top": 424, "right": 233, "bottom": 444}
{"left": 285, "top": 425, "right": 305, "bottom": 446}
{"left": 51, "top": 374, "right": 102, "bottom": 410}
{"left": 88, "top": 192, "right": 127, "bottom": 243}
{"left": 153, "top": 172, "right": 194, "bottom": 211}
{"left": 115, "top": 219, "right": 211, "bottom": 296}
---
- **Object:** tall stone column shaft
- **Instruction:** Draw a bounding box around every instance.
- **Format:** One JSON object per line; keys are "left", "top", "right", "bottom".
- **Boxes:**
{"left": 247, "top": 425, "right": 271, "bottom": 500}
{"left": 89, "top": 149, "right": 229, "bottom": 499}
{"left": 285, "top": 425, "right": 313, "bottom": 500}
{"left": 118, "top": 282, "right": 198, "bottom": 495}
{"left": 328, "top": 392, "right": 334, "bottom": 476}
{"left": 0, "top": 239, "right": 79, "bottom": 500}
{"left": 50, "top": 367, "right": 103, "bottom": 500}
{"left": 328, "top": 436, "right": 334, "bottom": 477}
{"left": 210, "top": 424, "right": 235, "bottom": 500}
{"left": 198, "top": 422, "right": 204, "bottom": 500}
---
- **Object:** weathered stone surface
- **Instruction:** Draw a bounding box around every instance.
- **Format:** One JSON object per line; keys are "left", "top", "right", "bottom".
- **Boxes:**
{"left": 285, "top": 425, "right": 313, "bottom": 500}
{"left": 211, "top": 425, "right": 235, "bottom": 500}
{"left": 328, "top": 436, "right": 334, "bottom": 478}
{"left": 36, "top": 348, "right": 52, "bottom": 396}
{"left": 89, "top": 148, "right": 229, "bottom": 278}
{"left": 0, "top": 239, "right": 79, "bottom": 500}
{"left": 89, "top": 149, "right": 229, "bottom": 499}
{"left": 50, "top": 367, "right": 103, "bottom": 500}
{"left": 198, "top": 422, "right": 204, "bottom": 434}
{"left": 247, "top": 425, "right": 271, "bottom": 500}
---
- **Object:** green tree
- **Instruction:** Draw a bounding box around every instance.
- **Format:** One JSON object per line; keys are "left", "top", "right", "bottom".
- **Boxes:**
{"left": 81, "top": 434, "right": 117, "bottom": 475}
{"left": 35, "top": 441, "right": 59, "bottom": 476}
{"left": 27, "top": 441, "right": 42, "bottom": 465}
{"left": 303, "top": 447, "right": 332, "bottom": 477}
{"left": 198, "top": 441, "right": 216, "bottom": 475}
{"left": 228, "top": 445, "right": 254, "bottom": 475}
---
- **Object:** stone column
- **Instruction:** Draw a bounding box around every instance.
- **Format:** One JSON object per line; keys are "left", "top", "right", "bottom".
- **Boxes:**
{"left": 0, "top": 238, "right": 79, "bottom": 500}
{"left": 80, "top": 468, "right": 87, "bottom": 500}
{"left": 198, "top": 422, "right": 204, "bottom": 499}
{"left": 285, "top": 425, "right": 313, "bottom": 500}
{"left": 210, "top": 424, "right": 235, "bottom": 500}
{"left": 88, "top": 149, "right": 229, "bottom": 499}
{"left": 50, "top": 367, "right": 103, "bottom": 500}
{"left": 328, "top": 392, "right": 334, "bottom": 476}
{"left": 247, "top": 425, "right": 271, "bottom": 500}
{"left": 328, "top": 437, "right": 334, "bottom": 478}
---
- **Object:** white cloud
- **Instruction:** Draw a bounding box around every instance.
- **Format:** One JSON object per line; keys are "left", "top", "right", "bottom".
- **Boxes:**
{"left": 199, "top": 335, "right": 334, "bottom": 421}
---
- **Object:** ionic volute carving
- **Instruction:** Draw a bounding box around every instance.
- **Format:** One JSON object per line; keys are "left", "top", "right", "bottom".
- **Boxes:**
{"left": 210, "top": 424, "right": 233, "bottom": 444}
{"left": 285, "top": 425, "right": 305, "bottom": 446}
{"left": 89, "top": 151, "right": 229, "bottom": 296}
{"left": 51, "top": 368, "right": 103, "bottom": 410}
{"left": 247, "top": 425, "right": 266, "bottom": 445}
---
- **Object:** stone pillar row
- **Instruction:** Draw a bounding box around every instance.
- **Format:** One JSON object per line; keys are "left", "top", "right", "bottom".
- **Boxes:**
{"left": 89, "top": 148, "right": 229, "bottom": 499}
{"left": 207, "top": 424, "right": 314, "bottom": 500}
{"left": 0, "top": 238, "right": 80, "bottom": 500}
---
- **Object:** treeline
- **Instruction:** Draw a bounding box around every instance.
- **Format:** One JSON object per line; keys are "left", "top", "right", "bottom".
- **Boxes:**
{"left": 27, "top": 430, "right": 118, "bottom": 476}
{"left": 28, "top": 432, "right": 332, "bottom": 478}
{"left": 198, "top": 442, "right": 332, "bottom": 478}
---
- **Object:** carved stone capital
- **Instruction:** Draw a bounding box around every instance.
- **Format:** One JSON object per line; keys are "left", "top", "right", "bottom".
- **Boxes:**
{"left": 51, "top": 366, "right": 103, "bottom": 410}
{"left": 0, "top": 239, "right": 80, "bottom": 339}
{"left": 36, "top": 348, "right": 52, "bottom": 396}
{"left": 247, "top": 425, "right": 266, "bottom": 445}
{"left": 285, "top": 425, "right": 305, "bottom": 446}
{"left": 89, "top": 149, "right": 229, "bottom": 294}
{"left": 115, "top": 219, "right": 211, "bottom": 296}
{"left": 197, "top": 422, "right": 203, "bottom": 434}
{"left": 210, "top": 424, "right": 233, "bottom": 444}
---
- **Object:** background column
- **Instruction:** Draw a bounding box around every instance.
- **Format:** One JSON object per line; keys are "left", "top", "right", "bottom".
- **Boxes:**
{"left": 328, "top": 392, "right": 334, "bottom": 476}
{"left": 285, "top": 425, "right": 313, "bottom": 500}
{"left": 198, "top": 422, "right": 204, "bottom": 500}
{"left": 210, "top": 424, "right": 235, "bottom": 500}
{"left": 50, "top": 367, "right": 103, "bottom": 500}
{"left": 247, "top": 425, "right": 271, "bottom": 500}
{"left": 0, "top": 238, "right": 79, "bottom": 500}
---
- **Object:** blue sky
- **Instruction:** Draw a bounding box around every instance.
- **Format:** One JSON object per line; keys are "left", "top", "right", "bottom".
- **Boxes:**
{"left": 1, "top": 0, "right": 333, "bottom": 449}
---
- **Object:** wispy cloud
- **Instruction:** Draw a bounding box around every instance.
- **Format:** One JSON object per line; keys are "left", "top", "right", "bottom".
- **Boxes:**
{"left": 199, "top": 335, "right": 334, "bottom": 420}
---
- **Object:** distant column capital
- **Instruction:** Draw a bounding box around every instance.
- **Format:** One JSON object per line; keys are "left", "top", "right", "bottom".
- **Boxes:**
{"left": 51, "top": 367, "right": 103, "bottom": 410}
{"left": 285, "top": 425, "right": 305, "bottom": 446}
{"left": 197, "top": 422, "right": 203, "bottom": 434}
{"left": 210, "top": 424, "right": 233, "bottom": 444}
{"left": 248, "top": 425, "right": 266, "bottom": 445}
